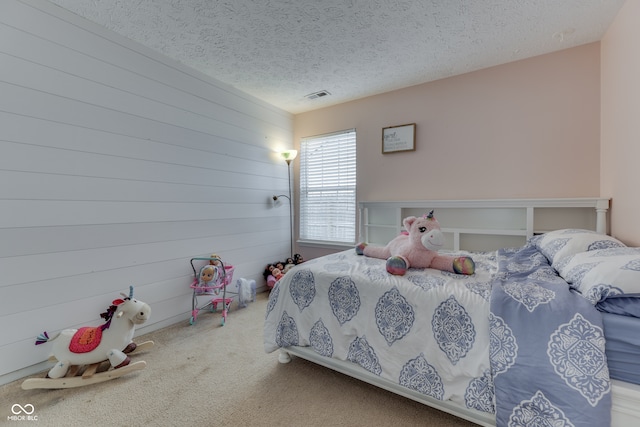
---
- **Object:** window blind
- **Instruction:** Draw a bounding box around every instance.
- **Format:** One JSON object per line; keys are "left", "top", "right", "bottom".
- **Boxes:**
{"left": 299, "top": 129, "right": 356, "bottom": 244}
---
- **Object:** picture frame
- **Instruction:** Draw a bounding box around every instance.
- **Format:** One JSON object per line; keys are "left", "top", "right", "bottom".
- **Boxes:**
{"left": 382, "top": 123, "right": 416, "bottom": 154}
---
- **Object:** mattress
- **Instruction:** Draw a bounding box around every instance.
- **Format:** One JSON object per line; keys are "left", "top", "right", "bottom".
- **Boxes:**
{"left": 598, "top": 296, "right": 640, "bottom": 317}
{"left": 603, "top": 312, "right": 640, "bottom": 385}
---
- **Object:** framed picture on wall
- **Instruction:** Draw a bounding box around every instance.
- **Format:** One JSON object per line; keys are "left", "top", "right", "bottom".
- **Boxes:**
{"left": 382, "top": 123, "right": 416, "bottom": 153}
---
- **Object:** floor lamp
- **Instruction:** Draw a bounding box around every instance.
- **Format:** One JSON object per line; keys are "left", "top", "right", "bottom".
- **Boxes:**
{"left": 273, "top": 149, "right": 297, "bottom": 258}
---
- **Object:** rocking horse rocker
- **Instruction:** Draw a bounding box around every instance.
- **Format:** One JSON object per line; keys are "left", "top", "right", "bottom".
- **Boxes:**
{"left": 21, "top": 286, "right": 154, "bottom": 390}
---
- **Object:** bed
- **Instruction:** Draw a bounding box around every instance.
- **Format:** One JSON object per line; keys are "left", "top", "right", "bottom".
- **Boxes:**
{"left": 264, "top": 199, "right": 640, "bottom": 427}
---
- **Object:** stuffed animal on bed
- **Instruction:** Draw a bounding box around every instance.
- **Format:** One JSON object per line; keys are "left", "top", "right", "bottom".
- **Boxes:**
{"left": 356, "top": 211, "right": 475, "bottom": 276}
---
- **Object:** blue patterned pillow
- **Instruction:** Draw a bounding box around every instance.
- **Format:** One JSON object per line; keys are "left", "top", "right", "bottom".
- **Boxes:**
{"left": 557, "top": 247, "right": 640, "bottom": 304}
{"left": 532, "top": 229, "right": 625, "bottom": 266}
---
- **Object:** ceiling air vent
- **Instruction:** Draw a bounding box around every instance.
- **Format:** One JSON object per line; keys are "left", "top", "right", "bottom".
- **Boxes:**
{"left": 305, "top": 90, "right": 331, "bottom": 100}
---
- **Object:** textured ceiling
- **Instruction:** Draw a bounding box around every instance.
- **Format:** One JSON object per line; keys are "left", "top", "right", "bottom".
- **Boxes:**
{"left": 48, "top": 0, "right": 625, "bottom": 114}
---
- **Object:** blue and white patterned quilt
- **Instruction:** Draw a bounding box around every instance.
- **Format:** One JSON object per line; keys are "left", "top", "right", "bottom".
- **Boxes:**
{"left": 264, "top": 246, "right": 611, "bottom": 426}
{"left": 491, "top": 243, "right": 611, "bottom": 426}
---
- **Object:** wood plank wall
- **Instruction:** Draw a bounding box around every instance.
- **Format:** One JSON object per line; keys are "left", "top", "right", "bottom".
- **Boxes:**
{"left": 0, "top": 0, "right": 294, "bottom": 384}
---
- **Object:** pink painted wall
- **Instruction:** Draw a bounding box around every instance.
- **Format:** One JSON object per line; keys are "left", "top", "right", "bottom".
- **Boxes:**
{"left": 601, "top": 0, "right": 640, "bottom": 245}
{"left": 294, "top": 44, "right": 601, "bottom": 259}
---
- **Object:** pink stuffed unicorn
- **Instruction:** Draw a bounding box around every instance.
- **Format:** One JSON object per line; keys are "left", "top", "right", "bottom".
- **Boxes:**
{"left": 356, "top": 211, "right": 475, "bottom": 276}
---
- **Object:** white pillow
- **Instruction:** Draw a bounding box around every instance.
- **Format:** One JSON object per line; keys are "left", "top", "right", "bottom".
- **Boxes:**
{"left": 532, "top": 229, "right": 625, "bottom": 266}
{"left": 557, "top": 247, "right": 640, "bottom": 304}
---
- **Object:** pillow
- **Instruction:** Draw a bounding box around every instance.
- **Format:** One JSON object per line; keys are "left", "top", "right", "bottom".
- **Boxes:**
{"left": 532, "top": 229, "right": 625, "bottom": 266}
{"left": 556, "top": 247, "right": 640, "bottom": 304}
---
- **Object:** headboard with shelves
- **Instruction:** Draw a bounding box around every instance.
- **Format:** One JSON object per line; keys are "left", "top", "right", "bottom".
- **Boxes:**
{"left": 358, "top": 198, "right": 610, "bottom": 252}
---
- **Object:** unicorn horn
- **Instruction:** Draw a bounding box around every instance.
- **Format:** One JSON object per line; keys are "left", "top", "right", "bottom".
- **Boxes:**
{"left": 129, "top": 285, "right": 134, "bottom": 299}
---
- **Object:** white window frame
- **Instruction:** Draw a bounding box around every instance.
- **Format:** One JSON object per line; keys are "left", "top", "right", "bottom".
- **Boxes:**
{"left": 299, "top": 129, "right": 357, "bottom": 247}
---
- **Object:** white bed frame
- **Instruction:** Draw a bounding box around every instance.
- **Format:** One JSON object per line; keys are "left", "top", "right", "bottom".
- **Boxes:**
{"left": 278, "top": 198, "right": 640, "bottom": 427}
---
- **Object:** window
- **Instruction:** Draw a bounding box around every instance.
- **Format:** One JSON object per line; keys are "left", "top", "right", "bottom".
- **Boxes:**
{"left": 299, "top": 129, "right": 357, "bottom": 245}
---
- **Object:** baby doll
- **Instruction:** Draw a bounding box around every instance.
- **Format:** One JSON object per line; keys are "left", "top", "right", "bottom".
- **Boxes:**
{"left": 264, "top": 264, "right": 278, "bottom": 289}
{"left": 283, "top": 257, "right": 295, "bottom": 274}
{"left": 263, "top": 263, "right": 276, "bottom": 280}
{"left": 198, "top": 265, "right": 218, "bottom": 294}
{"left": 271, "top": 267, "right": 283, "bottom": 281}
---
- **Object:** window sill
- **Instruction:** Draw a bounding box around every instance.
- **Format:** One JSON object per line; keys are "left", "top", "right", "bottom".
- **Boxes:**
{"left": 297, "top": 239, "right": 355, "bottom": 251}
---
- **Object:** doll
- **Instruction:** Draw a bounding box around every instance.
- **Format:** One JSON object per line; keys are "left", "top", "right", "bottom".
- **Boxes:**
{"left": 263, "top": 263, "right": 276, "bottom": 280}
{"left": 198, "top": 265, "right": 218, "bottom": 294}
{"left": 209, "top": 253, "right": 222, "bottom": 267}
{"left": 264, "top": 264, "right": 278, "bottom": 289}
{"left": 271, "top": 267, "right": 283, "bottom": 281}
{"left": 283, "top": 257, "right": 295, "bottom": 274}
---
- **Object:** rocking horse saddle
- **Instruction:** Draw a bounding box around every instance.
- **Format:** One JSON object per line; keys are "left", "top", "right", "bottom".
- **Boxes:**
{"left": 68, "top": 326, "right": 103, "bottom": 353}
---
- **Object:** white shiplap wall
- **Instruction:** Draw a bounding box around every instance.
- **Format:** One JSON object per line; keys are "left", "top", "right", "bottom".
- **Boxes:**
{"left": 0, "top": 0, "right": 294, "bottom": 384}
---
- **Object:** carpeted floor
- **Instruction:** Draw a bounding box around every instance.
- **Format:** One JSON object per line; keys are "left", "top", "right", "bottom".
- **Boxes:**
{"left": 1, "top": 292, "right": 477, "bottom": 426}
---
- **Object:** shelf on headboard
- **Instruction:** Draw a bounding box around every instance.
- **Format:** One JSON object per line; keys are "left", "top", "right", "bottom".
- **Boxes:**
{"left": 358, "top": 198, "right": 610, "bottom": 252}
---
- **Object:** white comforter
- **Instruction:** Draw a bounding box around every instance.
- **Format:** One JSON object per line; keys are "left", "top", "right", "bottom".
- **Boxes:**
{"left": 264, "top": 249, "right": 497, "bottom": 412}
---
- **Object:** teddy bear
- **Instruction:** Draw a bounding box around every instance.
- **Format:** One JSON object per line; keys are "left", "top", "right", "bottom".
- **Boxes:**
{"left": 355, "top": 210, "right": 475, "bottom": 276}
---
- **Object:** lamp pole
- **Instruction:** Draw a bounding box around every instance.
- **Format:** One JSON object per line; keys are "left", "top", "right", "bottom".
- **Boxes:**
{"left": 277, "top": 149, "right": 297, "bottom": 259}
{"left": 286, "top": 159, "right": 294, "bottom": 258}
{"left": 272, "top": 193, "right": 293, "bottom": 258}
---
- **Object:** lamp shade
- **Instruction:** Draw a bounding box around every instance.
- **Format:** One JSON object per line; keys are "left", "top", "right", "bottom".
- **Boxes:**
{"left": 281, "top": 150, "right": 298, "bottom": 162}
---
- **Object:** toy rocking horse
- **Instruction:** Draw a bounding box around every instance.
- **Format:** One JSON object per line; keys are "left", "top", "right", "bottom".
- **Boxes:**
{"left": 21, "top": 286, "right": 154, "bottom": 390}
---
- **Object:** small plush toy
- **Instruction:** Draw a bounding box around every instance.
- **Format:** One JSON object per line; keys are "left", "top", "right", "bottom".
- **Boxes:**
{"left": 209, "top": 254, "right": 222, "bottom": 267}
{"left": 356, "top": 211, "right": 475, "bottom": 276}
{"left": 236, "top": 278, "right": 257, "bottom": 308}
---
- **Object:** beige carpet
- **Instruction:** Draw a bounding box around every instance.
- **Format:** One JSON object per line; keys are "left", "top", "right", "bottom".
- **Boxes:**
{"left": 1, "top": 292, "right": 476, "bottom": 427}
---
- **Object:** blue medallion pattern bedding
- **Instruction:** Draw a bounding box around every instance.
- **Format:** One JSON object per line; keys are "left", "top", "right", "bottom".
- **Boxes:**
{"left": 491, "top": 243, "right": 611, "bottom": 427}
{"left": 264, "top": 245, "right": 612, "bottom": 427}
